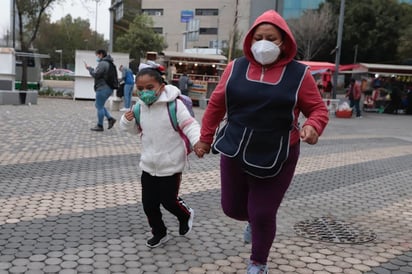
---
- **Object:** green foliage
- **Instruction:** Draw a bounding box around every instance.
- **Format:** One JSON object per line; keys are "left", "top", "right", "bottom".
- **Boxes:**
{"left": 38, "top": 87, "right": 73, "bottom": 98}
{"left": 35, "top": 14, "right": 107, "bottom": 69}
{"left": 397, "top": 3, "right": 412, "bottom": 62}
{"left": 114, "top": 14, "right": 166, "bottom": 61}
{"left": 320, "top": 0, "right": 412, "bottom": 64}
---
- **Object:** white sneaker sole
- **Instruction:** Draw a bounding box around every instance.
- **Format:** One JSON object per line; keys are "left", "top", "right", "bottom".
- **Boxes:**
{"left": 181, "top": 208, "right": 194, "bottom": 236}
{"left": 146, "top": 235, "right": 169, "bottom": 248}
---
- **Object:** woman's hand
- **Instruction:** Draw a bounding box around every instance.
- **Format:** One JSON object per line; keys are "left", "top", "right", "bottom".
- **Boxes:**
{"left": 300, "top": 125, "right": 319, "bottom": 145}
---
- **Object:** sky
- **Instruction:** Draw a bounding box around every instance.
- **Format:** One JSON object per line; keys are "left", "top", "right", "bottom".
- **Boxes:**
{"left": 0, "top": 0, "right": 111, "bottom": 39}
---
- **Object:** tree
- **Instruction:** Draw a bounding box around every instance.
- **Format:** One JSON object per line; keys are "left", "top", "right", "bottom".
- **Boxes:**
{"left": 398, "top": 25, "right": 412, "bottom": 63}
{"left": 114, "top": 14, "right": 166, "bottom": 62}
{"left": 35, "top": 15, "right": 107, "bottom": 69}
{"left": 340, "top": 0, "right": 403, "bottom": 63}
{"left": 222, "top": 30, "right": 243, "bottom": 62}
{"left": 396, "top": 3, "right": 412, "bottom": 63}
{"left": 287, "top": 3, "right": 334, "bottom": 60}
{"left": 321, "top": 0, "right": 408, "bottom": 64}
{"left": 15, "top": 0, "right": 60, "bottom": 90}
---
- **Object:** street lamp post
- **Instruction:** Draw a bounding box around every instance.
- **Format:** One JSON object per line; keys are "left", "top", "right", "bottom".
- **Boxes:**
{"left": 94, "top": 0, "right": 101, "bottom": 48}
{"left": 332, "top": 0, "right": 345, "bottom": 99}
{"left": 55, "top": 49, "right": 62, "bottom": 68}
{"left": 216, "top": 5, "right": 226, "bottom": 55}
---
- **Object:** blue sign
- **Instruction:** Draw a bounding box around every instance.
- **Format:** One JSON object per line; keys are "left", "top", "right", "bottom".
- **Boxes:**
{"left": 181, "top": 10, "right": 194, "bottom": 23}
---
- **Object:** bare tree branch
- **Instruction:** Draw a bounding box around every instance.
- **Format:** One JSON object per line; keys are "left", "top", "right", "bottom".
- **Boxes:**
{"left": 288, "top": 3, "right": 334, "bottom": 60}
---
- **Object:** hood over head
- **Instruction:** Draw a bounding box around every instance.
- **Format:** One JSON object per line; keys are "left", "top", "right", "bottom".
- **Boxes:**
{"left": 102, "top": 54, "right": 114, "bottom": 63}
{"left": 243, "top": 10, "right": 297, "bottom": 67}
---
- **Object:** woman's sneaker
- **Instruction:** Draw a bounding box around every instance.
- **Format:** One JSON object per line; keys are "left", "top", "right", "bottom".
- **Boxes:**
{"left": 146, "top": 233, "right": 169, "bottom": 248}
{"left": 247, "top": 261, "right": 268, "bottom": 274}
{"left": 244, "top": 223, "right": 252, "bottom": 244}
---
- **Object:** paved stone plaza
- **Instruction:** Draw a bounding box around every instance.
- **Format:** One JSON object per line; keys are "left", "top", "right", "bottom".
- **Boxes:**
{"left": 0, "top": 98, "right": 412, "bottom": 274}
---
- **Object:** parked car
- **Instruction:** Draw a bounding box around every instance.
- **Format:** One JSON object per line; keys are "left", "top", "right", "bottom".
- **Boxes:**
{"left": 43, "top": 68, "right": 74, "bottom": 77}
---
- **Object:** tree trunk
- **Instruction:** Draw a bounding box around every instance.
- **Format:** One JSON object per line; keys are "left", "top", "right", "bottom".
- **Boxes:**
{"left": 20, "top": 55, "right": 28, "bottom": 91}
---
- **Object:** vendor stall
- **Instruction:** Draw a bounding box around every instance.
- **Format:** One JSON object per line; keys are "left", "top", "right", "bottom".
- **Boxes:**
{"left": 159, "top": 51, "right": 227, "bottom": 103}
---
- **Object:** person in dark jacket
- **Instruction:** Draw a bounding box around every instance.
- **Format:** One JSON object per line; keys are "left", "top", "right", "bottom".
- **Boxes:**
{"left": 178, "top": 73, "right": 193, "bottom": 96}
{"left": 85, "top": 49, "right": 116, "bottom": 131}
{"left": 193, "top": 9, "right": 329, "bottom": 274}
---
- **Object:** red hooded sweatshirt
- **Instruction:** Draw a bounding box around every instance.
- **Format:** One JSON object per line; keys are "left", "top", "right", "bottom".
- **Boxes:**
{"left": 200, "top": 10, "right": 329, "bottom": 146}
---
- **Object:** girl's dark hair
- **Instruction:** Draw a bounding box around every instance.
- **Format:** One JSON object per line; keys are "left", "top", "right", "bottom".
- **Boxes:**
{"left": 136, "top": 68, "right": 164, "bottom": 84}
{"left": 95, "top": 49, "right": 107, "bottom": 57}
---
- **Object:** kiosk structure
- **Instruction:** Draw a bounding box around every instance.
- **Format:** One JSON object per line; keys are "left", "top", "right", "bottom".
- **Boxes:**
{"left": 0, "top": 47, "right": 37, "bottom": 105}
{"left": 159, "top": 51, "right": 227, "bottom": 105}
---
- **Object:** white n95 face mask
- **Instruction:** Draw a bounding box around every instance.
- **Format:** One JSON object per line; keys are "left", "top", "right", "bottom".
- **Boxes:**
{"left": 251, "top": 40, "right": 281, "bottom": 65}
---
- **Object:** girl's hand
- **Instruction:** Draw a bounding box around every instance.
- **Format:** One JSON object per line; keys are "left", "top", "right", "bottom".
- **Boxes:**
{"left": 124, "top": 110, "right": 134, "bottom": 121}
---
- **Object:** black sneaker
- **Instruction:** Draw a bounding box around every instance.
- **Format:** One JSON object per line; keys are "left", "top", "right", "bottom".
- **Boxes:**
{"left": 90, "top": 125, "right": 103, "bottom": 131}
{"left": 146, "top": 234, "right": 169, "bottom": 248}
{"left": 179, "top": 208, "right": 194, "bottom": 236}
{"left": 108, "top": 118, "right": 116, "bottom": 129}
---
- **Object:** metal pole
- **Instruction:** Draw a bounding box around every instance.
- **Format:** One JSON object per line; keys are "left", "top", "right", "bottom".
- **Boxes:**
{"left": 12, "top": 0, "right": 15, "bottom": 48}
{"left": 95, "top": 0, "right": 100, "bottom": 48}
{"left": 109, "top": 6, "right": 114, "bottom": 52}
{"left": 353, "top": 44, "right": 358, "bottom": 64}
{"left": 216, "top": 11, "right": 219, "bottom": 54}
{"left": 55, "top": 50, "right": 62, "bottom": 68}
{"left": 332, "top": 0, "right": 345, "bottom": 99}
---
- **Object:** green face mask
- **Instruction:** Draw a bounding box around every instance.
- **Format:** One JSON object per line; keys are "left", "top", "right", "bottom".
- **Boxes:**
{"left": 138, "top": 89, "right": 159, "bottom": 105}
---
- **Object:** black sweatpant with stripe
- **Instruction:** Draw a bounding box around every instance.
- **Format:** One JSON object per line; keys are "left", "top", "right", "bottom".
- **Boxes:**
{"left": 141, "top": 171, "right": 191, "bottom": 236}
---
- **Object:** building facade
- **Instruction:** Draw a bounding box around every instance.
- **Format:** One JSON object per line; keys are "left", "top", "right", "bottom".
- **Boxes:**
{"left": 110, "top": 0, "right": 326, "bottom": 53}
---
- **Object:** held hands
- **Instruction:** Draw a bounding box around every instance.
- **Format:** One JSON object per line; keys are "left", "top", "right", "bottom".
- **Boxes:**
{"left": 193, "top": 141, "right": 211, "bottom": 158}
{"left": 300, "top": 125, "right": 319, "bottom": 145}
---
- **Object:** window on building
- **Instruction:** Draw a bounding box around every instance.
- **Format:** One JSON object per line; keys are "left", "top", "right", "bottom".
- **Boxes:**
{"left": 283, "top": 0, "right": 323, "bottom": 19}
{"left": 152, "top": 27, "right": 163, "bottom": 34}
{"left": 195, "top": 9, "right": 219, "bottom": 16}
{"left": 142, "top": 9, "right": 164, "bottom": 16}
{"left": 199, "top": 28, "right": 218, "bottom": 35}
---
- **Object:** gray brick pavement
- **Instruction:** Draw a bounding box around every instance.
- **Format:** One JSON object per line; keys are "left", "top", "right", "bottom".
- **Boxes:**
{"left": 0, "top": 98, "right": 411, "bottom": 273}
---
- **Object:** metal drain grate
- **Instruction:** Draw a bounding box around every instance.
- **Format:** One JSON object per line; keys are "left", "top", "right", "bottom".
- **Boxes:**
{"left": 294, "top": 216, "right": 376, "bottom": 244}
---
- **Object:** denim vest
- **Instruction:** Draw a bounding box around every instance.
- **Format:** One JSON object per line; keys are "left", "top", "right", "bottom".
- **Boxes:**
{"left": 213, "top": 57, "right": 306, "bottom": 178}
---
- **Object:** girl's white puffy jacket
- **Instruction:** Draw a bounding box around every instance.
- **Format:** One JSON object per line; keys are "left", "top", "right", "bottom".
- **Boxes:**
{"left": 119, "top": 85, "right": 200, "bottom": 176}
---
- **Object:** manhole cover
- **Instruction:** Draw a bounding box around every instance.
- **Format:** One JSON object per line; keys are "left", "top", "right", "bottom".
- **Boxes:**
{"left": 294, "top": 216, "right": 376, "bottom": 244}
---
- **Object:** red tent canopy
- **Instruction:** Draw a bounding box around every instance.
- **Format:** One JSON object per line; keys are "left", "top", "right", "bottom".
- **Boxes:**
{"left": 298, "top": 61, "right": 359, "bottom": 74}
{"left": 298, "top": 61, "right": 336, "bottom": 72}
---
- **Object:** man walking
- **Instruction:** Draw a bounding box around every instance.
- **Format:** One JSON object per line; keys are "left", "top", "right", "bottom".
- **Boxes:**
{"left": 85, "top": 49, "right": 117, "bottom": 131}
{"left": 178, "top": 73, "right": 193, "bottom": 96}
{"left": 346, "top": 78, "right": 362, "bottom": 118}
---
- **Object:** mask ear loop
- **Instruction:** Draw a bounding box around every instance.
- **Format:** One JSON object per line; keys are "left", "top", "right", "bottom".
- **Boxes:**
{"left": 156, "top": 83, "right": 165, "bottom": 97}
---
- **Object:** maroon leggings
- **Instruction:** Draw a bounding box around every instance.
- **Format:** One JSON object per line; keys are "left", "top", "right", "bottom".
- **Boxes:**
{"left": 220, "top": 144, "right": 300, "bottom": 264}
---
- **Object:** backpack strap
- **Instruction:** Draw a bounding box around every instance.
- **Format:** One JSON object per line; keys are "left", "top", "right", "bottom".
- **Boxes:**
{"left": 167, "top": 99, "right": 192, "bottom": 154}
{"left": 167, "top": 100, "right": 179, "bottom": 131}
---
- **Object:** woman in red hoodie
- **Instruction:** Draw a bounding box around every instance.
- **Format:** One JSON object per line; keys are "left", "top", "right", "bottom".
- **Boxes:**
{"left": 194, "top": 10, "right": 329, "bottom": 273}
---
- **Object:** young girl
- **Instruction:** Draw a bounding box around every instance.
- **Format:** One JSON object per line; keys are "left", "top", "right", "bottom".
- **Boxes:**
{"left": 119, "top": 67, "right": 199, "bottom": 248}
